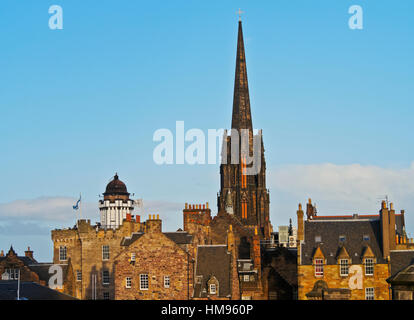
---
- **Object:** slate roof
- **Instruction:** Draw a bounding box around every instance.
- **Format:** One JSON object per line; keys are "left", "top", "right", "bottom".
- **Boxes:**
{"left": 193, "top": 245, "right": 232, "bottom": 298}
{"left": 0, "top": 281, "right": 77, "bottom": 300}
{"left": 389, "top": 250, "right": 414, "bottom": 277}
{"left": 0, "top": 256, "right": 37, "bottom": 266}
{"left": 27, "top": 263, "right": 68, "bottom": 283}
{"left": 301, "top": 218, "right": 386, "bottom": 265}
{"left": 164, "top": 232, "right": 193, "bottom": 244}
{"left": 120, "top": 232, "right": 144, "bottom": 246}
{"left": 121, "top": 231, "right": 192, "bottom": 246}
{"left": 387, "top": 263, "right": 414, "bottom": 285}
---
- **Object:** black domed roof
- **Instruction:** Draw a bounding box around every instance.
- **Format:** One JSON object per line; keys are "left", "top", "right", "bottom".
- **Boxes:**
{"left": 104, "top": 173, "right": 129, "bottom": 196}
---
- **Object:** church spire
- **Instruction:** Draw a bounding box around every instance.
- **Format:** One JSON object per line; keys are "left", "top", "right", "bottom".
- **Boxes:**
{"left": 231, "top": 20, "right": 253, "bottom": 131}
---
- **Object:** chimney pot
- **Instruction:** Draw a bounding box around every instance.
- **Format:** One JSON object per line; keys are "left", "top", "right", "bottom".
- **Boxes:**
{"left": 206, "top": 202, "right": 209, "bottom": 209}
{"left": 390, "top": 203, "right": 394, "bottom": 210}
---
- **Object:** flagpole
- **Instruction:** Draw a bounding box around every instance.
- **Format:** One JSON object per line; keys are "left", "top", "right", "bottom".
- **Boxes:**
{"left": 79, "top": 193, "right": 82, "bottom": 222}
{"left": 17, "top": 269, "right": 20, "bottom": 300}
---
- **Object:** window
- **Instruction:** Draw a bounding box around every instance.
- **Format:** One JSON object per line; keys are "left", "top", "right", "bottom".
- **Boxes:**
{"left": 365, "top": 258, "right": 374, "bottom": 276}
{"left": 209, "top": 284, "right": 216, "bottom": 295}
{"left": 131, "top": 253, "right": 136, "bottom": 262}
{"left": 363, "top": 235, "right": 370, "bottom": 241}
{"left": 103, "top": 292, "right": 110, "bottom": 300}
{"left": 76, "top": 270, "right": 82, "bottom": 281}
{"left": 314, "top": 259, "right": 324, "bottom": 276}
{"left": 102, "top": 270, "right": 110, "bottom": 285}
{"left": 243, "top": 275, "right": 250, "bottom": 282}
{"left": 102, "top": 245, "right": 110, "bottom": 260}
{"left": 339, "top": 235, "right": 346, "bottom": 242}
{"left": 140, "top": 274, "right": 149, "bottom": 290}
{"left": 59, "top": 246, "right": 67, "bottom": 261}
{"left": 340, "top": 259, "right": 349, "bottom": 276}
{"left": 365, "top": 287, "right": 374, "bottom": 300}
{"left": 315, "top": 236, "right": 322, "bottom": 243}
{"left": 5, "top": 269, "right": 19, "bottom": 280}
{"left": 164, "top": 276, "right": 170, "bottom": 288}
{"left": 126, "top": 277, "right": 131, "bottom": 289}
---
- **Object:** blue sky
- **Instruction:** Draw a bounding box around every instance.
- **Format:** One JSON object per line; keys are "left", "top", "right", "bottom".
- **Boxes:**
{"left": 0, "top": 1, "right": 413, "bottom": 261}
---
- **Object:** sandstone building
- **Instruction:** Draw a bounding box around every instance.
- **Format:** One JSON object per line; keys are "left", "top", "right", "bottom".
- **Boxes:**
{"left": 297, "top": 199, "right": 414, "bottom": 300}
{"left": 49, "top": 20, "right": 299, "bottom": 301}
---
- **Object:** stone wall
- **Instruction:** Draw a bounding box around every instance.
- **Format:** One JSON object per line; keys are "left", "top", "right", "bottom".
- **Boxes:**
{"left": 298, "top": 263, "right": 390, "bottom": 300}
{"left": 114, "top": 232, "right": 193, "bottom": 300}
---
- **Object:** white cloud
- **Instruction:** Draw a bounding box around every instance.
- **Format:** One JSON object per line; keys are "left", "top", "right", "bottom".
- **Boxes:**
{"left": 0, "top": 197, "right": 82, "bottom": 222}
{"left": 268, "top": 162, "right": 414, "bottom": 234}
{"left": 0, "top": 196, "right": 184, "bottom": 231}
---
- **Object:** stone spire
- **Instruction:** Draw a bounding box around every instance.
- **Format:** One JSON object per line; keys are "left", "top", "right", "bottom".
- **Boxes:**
{"left": 231, "top": 21, "right": 253, "bottom": 132}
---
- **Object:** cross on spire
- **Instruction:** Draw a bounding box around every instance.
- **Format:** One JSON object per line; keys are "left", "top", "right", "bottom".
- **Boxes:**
{"left": 237, "top": 8, "right": 244, "bottom": 21}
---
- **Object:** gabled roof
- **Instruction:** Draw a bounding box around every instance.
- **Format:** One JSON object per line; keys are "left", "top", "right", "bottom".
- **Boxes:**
{"left": 27, "top": 263, "right": 68, "bottom": 283}
{"left": 121, "top": 231, "right": 192, "bottom": 247}
{"left": 163, "top": 232, "right": 192, "bottom": 245}
{"left": 390, "top": 250, "right": 414, "bottom": 277}
{"left": 362, "top": 245, "right": 375, "bottom": 258}
{"left": 302, "top": 219, "right": 386, "bottom": 265}
{"left": 336, "top": 246, "right": 350, "bottom": 259}
{"left": 120, "top": 232, "right": 144, "bottom": 246}
{"left": 387, "top": 263, "right": 414, "bottom": 285}
{"left": 0, "top": 281, "right": 77, "bottom": 300}
{"left": 193, "top": 245, "right": 232, "bottom": 298}
{"left": 312, "top": 246, "right": 325, "bottom": 259}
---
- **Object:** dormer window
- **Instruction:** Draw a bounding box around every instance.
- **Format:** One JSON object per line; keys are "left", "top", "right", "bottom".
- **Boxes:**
{"left": 339, "top": 235, "right": 346, "bottom": 242}
{"left": 315, "top": 236, "right": 322, "bottom": 243}
{"left": 339, "top": 259, "right": 349, "bottom": 276}
{"left": 365, "top": 258, "right": 374, "bottom": 276}
{"left": 314, "top": 259, "right": 324, "bottom": 277}
{"left": 209, "top": 284, "right": 217, "bottom": 295}
{"left": 363, "top": 235, "right": 370, "bottom": 241}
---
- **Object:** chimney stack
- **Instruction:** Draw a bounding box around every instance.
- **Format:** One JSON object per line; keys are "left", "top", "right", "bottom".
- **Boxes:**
{"left": 380, "top": 201, "right": 390, "bottom": 259}
{"left": 306, "top": 198, "right": 314, "bottom": 220}
{"left": 25, "top": 246, "right": 34, "bottom": 260}
{"left": 389, "top": 203, "right": 396, "bottom": 251}
{"left": 297, "top": 203, "right": 304, "bottom": 242}
{"left": 146, "top": 215, "right": 162, "bottom": 233}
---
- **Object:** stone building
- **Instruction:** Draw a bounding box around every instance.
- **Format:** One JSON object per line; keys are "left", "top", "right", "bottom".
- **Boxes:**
{"left": 52, "top": 175, "right": 196, "bottom": 300}
{"left": 297, "top": 199, "right": 414, "bottom": 300}
{"left": 113, "top": 216, "right": 194, "bottom": 300}
{"left": 183, "top": 20, "right": 298, "bottom": 300}
{"left": 387, "top": 250, "right": 414, "bottom": 300}
{"left": 51, "top": 174, "right": 143, "bottom": 300}
{"left": 0, "top": 246, "right": 74, "bottom": 297}
{"left": 49, "top": 19, "right": 299, "bottom": 301}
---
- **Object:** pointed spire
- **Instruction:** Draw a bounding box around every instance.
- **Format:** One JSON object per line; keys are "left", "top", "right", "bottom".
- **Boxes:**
{"left": 231, "top": 21, "right": 253, "bottom": 132}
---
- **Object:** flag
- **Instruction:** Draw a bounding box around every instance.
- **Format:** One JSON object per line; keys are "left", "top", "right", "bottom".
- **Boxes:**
{"left": 134, "top": 199, "right": 143, "bottom": 208}
{"left": 73, "top": 195, "right": 81, "bottom": 210}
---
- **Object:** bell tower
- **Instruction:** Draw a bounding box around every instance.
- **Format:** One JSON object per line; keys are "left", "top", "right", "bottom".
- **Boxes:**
{"left": 217, "top": 21, "right": 271, "bottom": 239}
